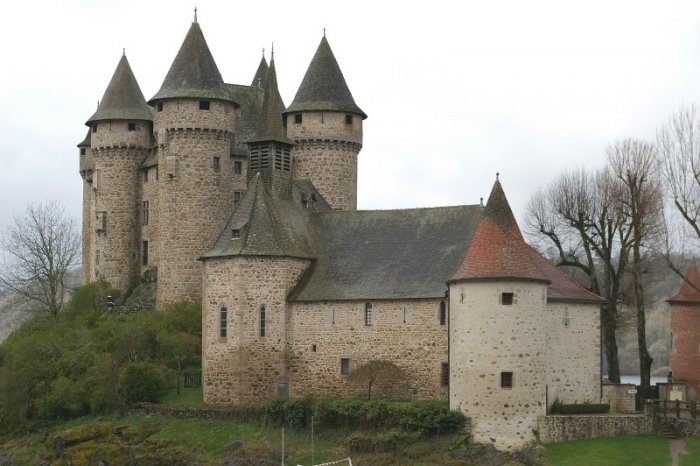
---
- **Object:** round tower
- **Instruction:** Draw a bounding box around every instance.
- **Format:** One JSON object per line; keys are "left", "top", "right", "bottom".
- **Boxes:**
{"left": 77, "top": 129, "right": 94, "bottom": 285}
{"left": 85, "top": 53, "right": 153, "bottom": 293}
{"left": 284, "top": 35, "right": 367, "bottom": 211}
{"left": 448, "top": 179, "right": 550, "bottom": 451}
{"left": 149, "top": 19, "right": 238, "bottom": 305}
{"left": 668, "top": 266, "right": 700, "bottom": 401}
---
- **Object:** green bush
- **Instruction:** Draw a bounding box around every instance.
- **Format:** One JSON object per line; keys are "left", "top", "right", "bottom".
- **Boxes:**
{"left": 550, "top": 399, "right": 610, "bottom": 414}
{"left": 119, "top": 362, "right": 167, "bottom": 403}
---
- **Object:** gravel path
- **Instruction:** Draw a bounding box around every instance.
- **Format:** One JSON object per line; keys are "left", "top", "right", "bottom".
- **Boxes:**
{"left": 670, "top": 439, "right": 688, "bottom": 466}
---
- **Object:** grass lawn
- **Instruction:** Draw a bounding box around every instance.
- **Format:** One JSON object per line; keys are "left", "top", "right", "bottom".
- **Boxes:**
{"left": 681, "top": 437, "right": 700, "bottom": 466}
{"left": 159, "top": 385, "right": 203, "bottom": 404}
{"left": 545, "top": 435, "right": 671, "bottom": 466}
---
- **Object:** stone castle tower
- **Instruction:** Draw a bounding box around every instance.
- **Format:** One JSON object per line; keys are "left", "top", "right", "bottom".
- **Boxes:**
{"left": 79, "top": 18, "right": 363, "bottom": 303}
{"left": 668, "top": 266, "right": 700, "bottom": 401}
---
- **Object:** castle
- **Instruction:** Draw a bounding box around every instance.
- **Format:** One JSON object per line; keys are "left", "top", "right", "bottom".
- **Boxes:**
{"left": 78, "top": 16, "right": 604, "bottom": 449}
{"left": 668, "top": 266, "right": 700, "bottom": 402}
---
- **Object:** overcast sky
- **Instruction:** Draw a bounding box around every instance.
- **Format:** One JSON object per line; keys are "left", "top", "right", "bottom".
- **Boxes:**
{"left": 1, "top": 0, "right": 699, "bottom": 241}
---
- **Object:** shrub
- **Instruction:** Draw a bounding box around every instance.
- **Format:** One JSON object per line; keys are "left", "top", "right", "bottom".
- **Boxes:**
{"left": 550, "top": 399, "right": 610, "bottom": 414}
{"left": 119, "top": 362, "right": 166, "bottom": 403}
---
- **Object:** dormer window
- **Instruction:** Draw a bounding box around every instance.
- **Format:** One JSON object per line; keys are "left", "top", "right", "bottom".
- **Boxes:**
{"left": 199, "top": 100, "right": 210, "bottom": 110}
{"left": 231, "top": 229, "right": 240, "bottom": 239}
{"left": 345, "top": 114, "right": 353, "bottom": 125}
{"left": 128, "top": 123, "right": 136, "bottom": 131}
{"left": 294, "top": 114, "right": 302, "bottom": 124}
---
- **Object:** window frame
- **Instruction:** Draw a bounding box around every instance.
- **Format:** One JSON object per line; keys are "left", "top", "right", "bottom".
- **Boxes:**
{"left": 340, "top": 358, "right": 351, "bottom": 375}
{"left": 260, "top": 304, "right": 266, "bottom": 337}
{"left": 199, "top": 100, "right": 211, "bottom": 110}
{"left": 501, "top": 292, "right": 514, "bottom": 305}
{"left": 501, "top": 371, "right": 514, "bottom": 389}
{"left": 441, "top": 362, "right": 449, "bottom": 387}
{"left": 220, "top": 306, "right": 228, "bottom": 338}
{"left": 364, "top": 302, "right": 373, "bottom": 326}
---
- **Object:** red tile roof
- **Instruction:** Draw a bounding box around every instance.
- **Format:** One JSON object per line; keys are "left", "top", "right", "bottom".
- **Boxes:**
{"left": 451, "top": 179, "right": 548, "bottom": 283}
{"left": 668, "top": 266, "right": 700, "bottom": 304}
{"left": 526, "top": 246, "right": 605, "bottom": 303}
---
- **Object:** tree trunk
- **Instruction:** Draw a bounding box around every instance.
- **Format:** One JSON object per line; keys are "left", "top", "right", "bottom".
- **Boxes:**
{"left": 634, "top": 247, "right": 653, "bottom": 387}
{"left": 602, "top": 303, "right": 621, "bottom": 382}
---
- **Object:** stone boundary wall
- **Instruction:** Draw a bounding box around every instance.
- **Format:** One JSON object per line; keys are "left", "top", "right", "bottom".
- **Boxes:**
{"left": 602, "top": 383, "right": 637, "bottom": 414}
{"left": 538, "top": 414, "right": 652, "bottom": 443}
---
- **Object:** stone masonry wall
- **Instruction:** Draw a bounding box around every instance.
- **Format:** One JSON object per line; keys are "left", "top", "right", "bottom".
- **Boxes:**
{"left": 202, "top": 256, "right": 310, "bottom": 404}
{"left": 670, "top": 302, "right": 700, "bottom": 401}
{"left": 90, "top": 120, "right": 151, "bottom": 292}
{"left": 139, "top": 165, "right": 159, "bottom": 275}
{"left": 449, "top": 280, "right": 548, "bottom": 450}
{"left": 80, "top": 159, "right": 94, "bottom": 284}
{"left": 287, "top": 111, "right": 362, "bottom": 211}
{"left": 602, "top": 384, "right": 637, "bottom": 413}
{"left": 545, "top": 302, "right": 601, "bottom": 406}
{"left": 288, "top": 298, "right": 449, "bottom": 400}
{"left": 538, "top": 414, "right": 652, "bottom": 443}
{"left": 155, "top": 98, "right": 236, "bottom": 305}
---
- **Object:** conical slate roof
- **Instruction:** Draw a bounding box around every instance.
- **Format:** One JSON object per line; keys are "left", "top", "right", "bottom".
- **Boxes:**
{"left": 77, "top": 129, "right": 91, "bottom": 147}
{"left": 248, "top": 58, "right": 294, "bottom": 144}
{"left": 668, "top": 266, "right": 700, "bottom": 304}
{"left": 202, "top": 174, "right": 315, "bottom": 259}
{"left": 86, "top": 54, "right": 153, "bottom": 125}
{"left": 149, "top": 22, "right": 235, "bottom": 104}
{"left": 251, "top": 54, "right": 269, "bottom": 88}
{"left": 451, "top": 178, "right": 548, "bottom": 283}
{"left": 284, "top": 36, "right": 366, "bottom": 119}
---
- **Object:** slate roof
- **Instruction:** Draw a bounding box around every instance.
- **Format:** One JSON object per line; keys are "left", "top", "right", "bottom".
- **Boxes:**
{"left": 227, "top": 84, "right": 264, "bottom": 156}
{"left": 86, "top": 54, "right": 153, "bottom": 125}
{"left": 248, "top": 58, "right": 294, "bottom": 145}
{"left": 284, "top": 36, "right": 367, "bottom": 119}
{"left": 668, "top": 266, "right": 700, "bottom": 304}
{"left": 290, "top": 205, "right": 483, "bottom": 301}
{"left": 202, "top": 175, "right": 316, "bottom": 260}
{"left": 451, "top": 179, "right": 548, "bottom": 283}
{"left": 251, "top": 54, "right": 269, "bottom": 88}
{"left": 77, "top": 129, "right": 91, "bottom": 147}
{"left": 149, "top": 22, "right": 236, "bottom": 105}
{"left": 526, "top": 246, "right": 605, "bottom": 303}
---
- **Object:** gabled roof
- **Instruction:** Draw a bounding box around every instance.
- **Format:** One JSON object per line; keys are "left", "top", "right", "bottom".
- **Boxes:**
{"left": 86, "top": 54, "right": 153, "bottom": 125}
{"left": 668, "top": 266, "right": 700, "bottom": 304}
{"left": 251, "top": 54, "right": 268, "bottom": 88}
{"left": 526, "top": 246, "right": 605, "bottom": 303}
{"left": 226, "top": 84, "right": 265, "bottom": 156}
{"left": 284, "top": 36, "right": 366, "bottom": 119}
{"left": 451, "top": 179, "right": 548, "bottom": 283}
{"left": 149, "top": 22, "right": 235, "bottom": 105}
{"left": 248, "top": 58, "right": 294, "bottom": 145}
{"left": 201, "top": 174, "right": 315, "bottom": 260}
{"left": 290, "top": 205, "right": 483, "bottom": 301}
{"left": 77, "top": 129, "right": 91, "bottom": 147}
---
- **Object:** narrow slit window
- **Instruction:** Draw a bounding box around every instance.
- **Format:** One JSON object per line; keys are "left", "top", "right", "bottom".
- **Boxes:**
{"left": 234, "top": 161, "right": 242, "bottom": 174}
{"left": 142, "top": 240, "right": 148, "bottom": 265}
{"left": 142, "top": 200, "right": 149, "bottom": 225}
{"left": 212, "top": 156, "right": 221, "bottom": 172}
{"left": 143, "top": 170, "right": 148, "bottom": 183}
{"left": 260, "top": 304, "right": 266, "bottom": 337}
{"left": 233, "top": 191, "right": 242, "bottom": 207}
{"left": 340, "top": 358, "right": 350, "bottom": 375}
{"left": 220, "top": 306, "right": 228, "bottom": 338}
{"left": 501, "top": 371, "right": 513, "bottom": 389}
{"left": 364, "top": 302, "right": 373, "bottom": 326}
{"left": 441, "top": 363, "right": 449, "bottom": 386}
{"left": 199, "top": 100, "right": 210, "bottom": 110}
{"left": 440, "top": 301, "right": 447, "bottom": 325}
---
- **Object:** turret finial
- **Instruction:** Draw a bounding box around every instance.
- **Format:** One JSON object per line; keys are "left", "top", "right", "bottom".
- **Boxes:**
{"left": 271, "top": 43, "right": 274, "bottom": 60}
{"left": 496, "top": 172, "right": 500, "bottom": 180}
{"left": 122, "top": 48, "right": 125, "bottom": 56}
{"left": 323, "top": 27, "right": 326, "bottom": 38}
{"left": 193, "top": 6, "right": 198, "bottom": 23}
{"left": 262, "top": 47, "right": 265, "bottom": 58}
{"left": 480, "top": 197, "right": 484, "bottom": 206}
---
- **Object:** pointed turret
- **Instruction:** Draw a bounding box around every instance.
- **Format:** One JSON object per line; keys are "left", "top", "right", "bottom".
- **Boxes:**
{"left": 284, "top": 36, "right": 366, "bottom": 118}
{"left": 86, "top": 54, "right": 153, "bottom": 125}
{"left": 668, "top": 266, "right": 700, "bottom": 304}
{"left": 251, "top": 52, "right": 269, "bottom": 88}
{"left": 451, "top": 178, "right": 548, "bottom": 283}
{"left": 148, "top": 21, "right": 235, "bottom": 104}
{"left": 249, "top": 57, "right": 293, "bottom": 145}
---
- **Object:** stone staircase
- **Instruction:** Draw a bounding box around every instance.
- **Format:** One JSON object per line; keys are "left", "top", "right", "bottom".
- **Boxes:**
{"left": 659, "top": 419, "right": 681, "bottom": 439}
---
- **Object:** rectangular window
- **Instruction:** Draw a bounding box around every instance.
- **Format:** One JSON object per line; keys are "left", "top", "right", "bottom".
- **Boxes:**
{"left": 260, "top": 305, "right": 266, "bottom": 337}
{"left": 143, "top": 169, "right": 148, "bottom": 183}
{"left": 142, "top": 240, "right": 148, "bottom": 265}
{"left": 501, "top": 371, "right": 513, "bottom": 389}
{"left": 340, "top": 358, "right": 350, "bottom": 375}
{"left": 220, "top": 306, "right": 228, "bottom": 338}
{"left": 80, "top": 148, "right": 86, "bottom": 156}
{"left": 364, "top": 302, "right": 373, "bottom": 326}
{"left": 501, "top": 292, "right": 514, "bottom": 305}
{"left": 234, "top": 161, "right": 242, "bottom": 174}
{"left": 212, "top": 156, "right": 221, "bottom": 172}
{"left": 157, "top": 103, "right": 164, "bottom": 112}
{"left": 156, "top": 166, "right": 159, "bottom": 180}
{"left": 142, "top": 200, "right": 149, "bottom": 226}
{"left": 199, "top": 100, "right": 210, "bottom": 110}
{"left": 345, "top": 114, "right": 353, "bottom": 125}
{"left": 95, "top": 211, "right": 106, "bottom": 233}
{"left": 294, "top": 113, "right": 302, "bottom": 124}
{"left": 233, "top": 191, "right": 242, "bottom": 207}
{"left": 440, "top": 301, "right": 447, "bottom": 325}
{"left": 231, "top": 229, "right": 240, "bottom": 239}
{"left": 95, "top": 249, "right": 100, "bottom": 265}
{"left": 92, "top": 124, "right": 97, "bottom": 133}
{"left": 128, "top": 122, "right": 136, "bottom": 131}
{"left": 441, "top": 363, "right": 449, "bottom": 386}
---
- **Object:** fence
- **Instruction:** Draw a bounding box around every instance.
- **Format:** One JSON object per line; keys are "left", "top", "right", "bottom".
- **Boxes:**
{"left": 645, "top": 399, "right": 698, "bottom": 420}
{"left": 184, "top": 371, "right": 202, "bottom": 388}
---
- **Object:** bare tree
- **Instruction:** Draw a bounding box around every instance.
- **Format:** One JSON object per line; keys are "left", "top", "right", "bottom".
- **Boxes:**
{"left": 0, "top": 201, "right": 81, "bottom": 318}
{"left": 527, "top": 167, "right": 632, "bottom": 382}
{"left": 347, "top": 360, "right": 407, "bottom": 400}
{"left": 608, "top": 138, "right": 664, "bottom": 387}
{"left": 657, "top": 105, "right": 700, "bottom": 289}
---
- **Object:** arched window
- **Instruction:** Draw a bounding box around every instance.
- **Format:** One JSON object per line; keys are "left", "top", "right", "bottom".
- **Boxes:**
{"left": 440, "top": 301, "right": 447, "bottom": 325}
{"left": 220, "top": 306, "right": 228, "bottom": 338}
{"left": 260, "top": 304, "right": 266, "bottom": 337}
{"left": 364, "top": 302, "right": 373, "bottom": 326}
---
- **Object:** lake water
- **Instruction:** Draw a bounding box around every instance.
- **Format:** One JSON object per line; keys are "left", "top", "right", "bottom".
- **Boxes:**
{"left": 618, "top": 375, "right": 668, "bottom": 385}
